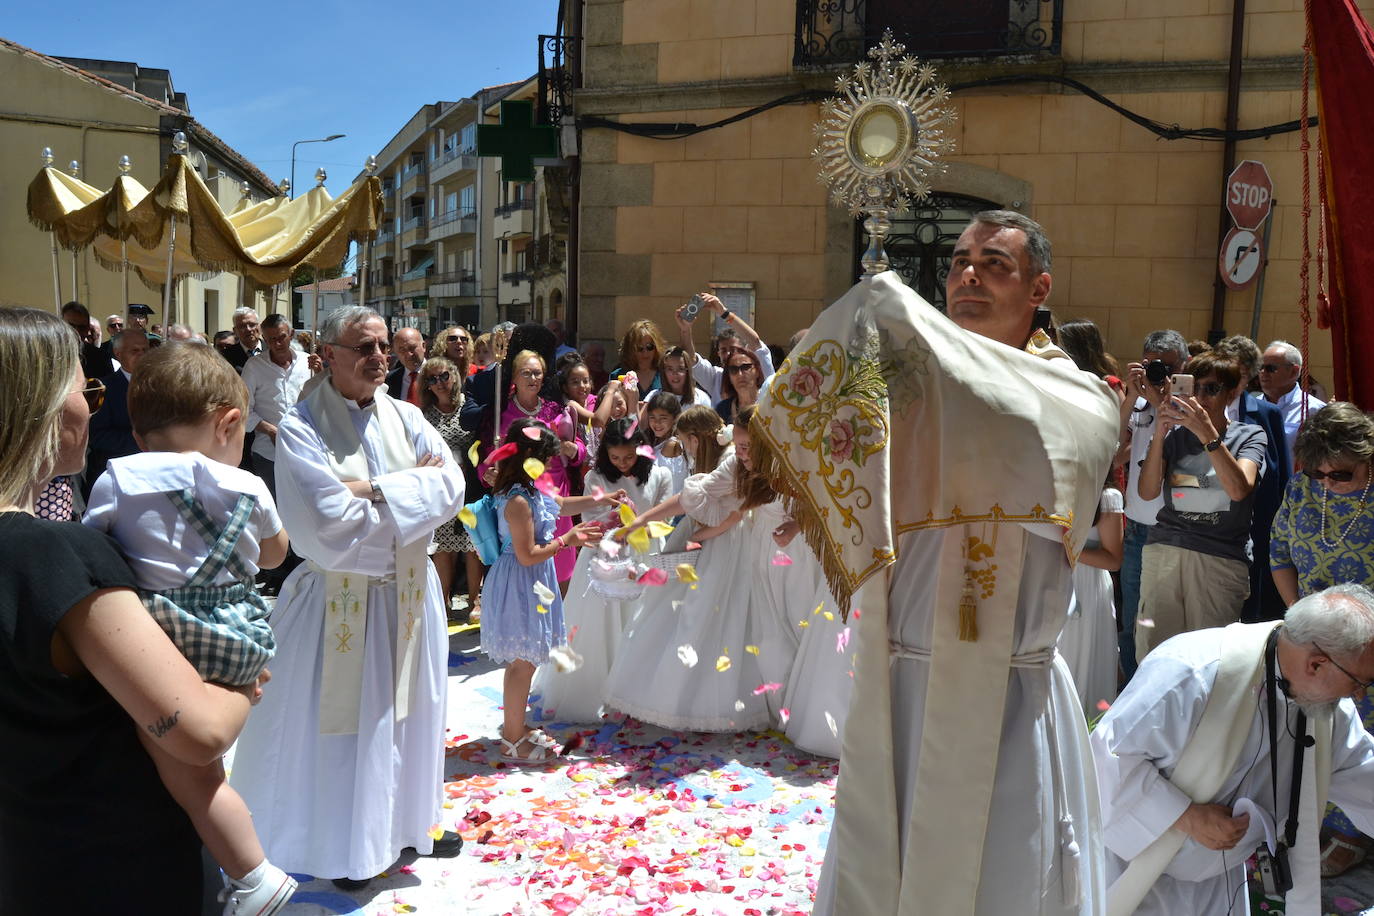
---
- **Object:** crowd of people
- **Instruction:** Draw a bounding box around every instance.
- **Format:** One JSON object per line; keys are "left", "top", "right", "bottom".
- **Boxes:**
{"left": 6, "top": 209, "right": 1374, "bottom": 916}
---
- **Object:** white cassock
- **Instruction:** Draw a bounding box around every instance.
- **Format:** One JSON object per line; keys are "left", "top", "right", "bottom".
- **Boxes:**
{"left": 752, "top": 273, "right": 1119, "bottom": 915}
{"left": 229, "top": 391, "right": 465, "bottom": 881}
{"left": 1092, "top": 626, "right": 1374, "bottom": 915}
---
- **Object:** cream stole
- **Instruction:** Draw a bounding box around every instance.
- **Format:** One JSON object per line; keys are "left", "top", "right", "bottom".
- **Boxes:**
{"left": 1106, "top": 621, "right": 1333, "bottom": 916}
{"left": 304, "top": 374, "right": 430, "bottom": 735}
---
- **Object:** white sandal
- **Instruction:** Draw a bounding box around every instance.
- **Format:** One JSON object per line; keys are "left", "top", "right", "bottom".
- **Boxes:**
{"left": 499, "top": 729, "right": 562, "bottom": 763}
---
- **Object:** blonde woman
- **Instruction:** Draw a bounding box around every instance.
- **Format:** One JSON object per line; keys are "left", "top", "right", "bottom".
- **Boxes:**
{"left": 612, "top": 319, "right": 668, "bottom": 399}
{"left": 421, "top": 356, "right": 480, "bottom": 618}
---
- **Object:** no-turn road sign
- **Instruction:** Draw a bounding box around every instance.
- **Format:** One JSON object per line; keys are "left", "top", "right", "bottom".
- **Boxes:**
{"left": 1226, "top": 160, "right": 1274, "bottom": 230}
{"left": 1219, "top": 226, "right": 1265, "bottom": 290}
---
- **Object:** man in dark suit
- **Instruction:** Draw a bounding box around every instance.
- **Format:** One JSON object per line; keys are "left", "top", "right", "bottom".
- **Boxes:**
{"left": 221, "top": 308, "right": 263, "bottom": 372}
{"left": 60, "top": 301, "right": 114, "bottom": 379}
{"left": 385, "top": 327, "right": 427, "bottom": 404}
{"left": 1216, "top": 335, "right": 1292, "bottom": 622}
{"left": 83, "top": 329, "right": 149, "bottom": 500}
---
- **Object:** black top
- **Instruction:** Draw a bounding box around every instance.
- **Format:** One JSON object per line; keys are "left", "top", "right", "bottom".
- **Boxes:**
{"left": 0, "top": 513, "right": 202, "bottom": 911}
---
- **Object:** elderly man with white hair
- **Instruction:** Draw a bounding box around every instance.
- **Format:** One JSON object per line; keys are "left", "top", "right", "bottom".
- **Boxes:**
{"left": 1260, "top": 340, "right": 1326, "bottom": 466}
{"left": 1093, "top": 582, "right": 1374, "bottom": 915}
{"left": 228, "top": 306, "right": 467, "bottom": 889}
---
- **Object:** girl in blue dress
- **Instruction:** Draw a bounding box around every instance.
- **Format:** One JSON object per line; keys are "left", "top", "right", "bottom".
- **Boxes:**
{"left": 480, "top": 419, "right": 621, "bottom": 762}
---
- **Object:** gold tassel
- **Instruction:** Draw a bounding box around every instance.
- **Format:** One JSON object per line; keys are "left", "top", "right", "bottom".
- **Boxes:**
{"left": 958, "top": 571, "right": 979, "bottom": 642}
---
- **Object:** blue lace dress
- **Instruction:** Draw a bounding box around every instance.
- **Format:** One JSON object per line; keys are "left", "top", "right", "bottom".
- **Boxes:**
{"left": 479, "top": 484, "right": 566, "bottom": 665}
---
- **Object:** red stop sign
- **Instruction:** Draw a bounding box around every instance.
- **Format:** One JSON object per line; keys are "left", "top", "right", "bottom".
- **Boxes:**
{"left": 1226, "top": 160, "right": 1273, "bottom": 230}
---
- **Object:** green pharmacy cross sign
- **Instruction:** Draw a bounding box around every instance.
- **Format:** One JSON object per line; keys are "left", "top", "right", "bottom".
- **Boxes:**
{"left": 476, "top": 100, "right": 558, "bottom": 184}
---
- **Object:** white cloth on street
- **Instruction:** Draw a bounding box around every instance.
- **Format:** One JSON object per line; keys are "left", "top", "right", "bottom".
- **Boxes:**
{"left": 228, "top": 388, "right": 465, "bottom": 880}
{"left": 532, "top": 465, "right": 672, "bottom": 723}
{"left": 84, "top": 451, "right": 281, "bottom": 589}
{"left": 1058, "top": 487, "right": 1123, "bottom": 715}
{"left": 242, "top": 349, "right": 312, "bottom": 462}
{"left": 1092, "top": 625, "right": 1374, "bottom": 915}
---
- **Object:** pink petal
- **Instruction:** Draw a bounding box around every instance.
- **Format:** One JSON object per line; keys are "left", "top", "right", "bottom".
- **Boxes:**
{"left": 534, "top": 475, "right": 560, "bottom": 497}
{"left": 638, "top": 567, "right": 669, "bottom": 586}
{"left": 591, "top": 485, "right": 605, "bottom": 500}
{"left": 625, "top": 416, "right": 639, "bottom": 437}
{"left": 771, "top": 551, "right": 793, "bottom": 567}
{"left": 835, "top": 627, "right": 851, "bottom": 653}
{"left": 751, "top": 682, "right": 783, "bottom": 695}
{"left": 1096, "top": 699, "right": 1111, "bottom": 712}
{"left": 636, "top": 444, "right": 656, "bottom": 459}
{"left": 687, "top": 541, "right": 703, "bottom": 551}
{"left": 778, "top": 708, "right": 790, "bottom": 725}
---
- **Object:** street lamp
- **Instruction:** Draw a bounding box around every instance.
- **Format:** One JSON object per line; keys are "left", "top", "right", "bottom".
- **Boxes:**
{"left": 290, "top": 133, "right": 345, "bottom": 199}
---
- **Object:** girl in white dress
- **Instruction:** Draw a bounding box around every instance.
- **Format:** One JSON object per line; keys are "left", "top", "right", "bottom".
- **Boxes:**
{"left": 604, "top": 409, "right": 799, "bottom": 732}
{"left": 532, "top": 418, "right": 671, "bottom": 723}
{"left": 643, "top": 392, "right": 690, "bottom": 497}
{"left": 1057, "top": 485, "right": 1124, "bottom": 714}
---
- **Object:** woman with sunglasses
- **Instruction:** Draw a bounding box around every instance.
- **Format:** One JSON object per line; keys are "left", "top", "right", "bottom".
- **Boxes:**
{"left": 1271, "top": 401, "right": 1374, "bottom": 876}
{"left": 421, "top": 356, "right": 481, "bottom": 621}
{"left": 1136, "top": 352, "right": 1267, "bottom": 659}
{"left": 611, "top": 320, "right": 666, "bottom": 399}
{"left": 439, "top": 326, "right": 475, "bottom": 379}
{"left": 713, "top": 348, "right": 765, "bottom": 424}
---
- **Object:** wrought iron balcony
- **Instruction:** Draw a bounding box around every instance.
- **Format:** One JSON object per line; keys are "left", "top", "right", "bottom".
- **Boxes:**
{"left": 794, "top": 0, "right": 1063, "bottom": 67}
{"left": 538, "top": 35, "right": 580, "bottom": 126}
{"left": 495, "top": 198, "right": 534, "bottom": 217}
{"left": 502, "top": 270, "right": 530, "bottom": 284}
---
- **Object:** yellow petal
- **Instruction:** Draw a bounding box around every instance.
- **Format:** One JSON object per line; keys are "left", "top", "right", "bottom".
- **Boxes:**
{"left": 823, "top": 611, "right": 835, "bottom": 621}
{"left": 457, "top": 506, "right": 477, "bottom": 528}
{"left": 715, "top": 654, "right": 732, "bottom": 672}
{"left": 618, "top": 502, "right": 636, "bottom": 527}
{"left": 627, "top": 526, "right": 651, "bottom": 554}
{"left": 676, "top": 564, "right": 698, "bottom": 583}
{"left": 744, "top": 645, "right": 760, "bottom": 656}
{"left": 468, "top": 440, "right": 481, "bottom": 466}
{"left": 523, "top": 457, "right": 546, "bottom": 480}
{"left": 646, "top": 520, "right": 675, "bottom": 539}
{"left": 536, "top": 604, "right": 550, "bottom": 615}
{"left": 812, "top": 602, "right": 824, "bottom": 616}
{"left": 798, "top": 620, "right": 810, "bottom": 629}
{"left": 427, "top": 825, "right": 445, "bottom": 840}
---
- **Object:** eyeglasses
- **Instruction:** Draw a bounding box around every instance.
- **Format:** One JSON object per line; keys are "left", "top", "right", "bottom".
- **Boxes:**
{"left": 447, "top": 334, "right": 468, "bottom": 344}
{"left": 636, "top": 343, "right": 657, "bottom": 352}
{"left": 1259, "top": 364, "right": 1285, "bottom": 373}
{"left": 1196, "top": 382, "right": 1227, "bottom": 397}
{"left": 1304, "top": 467, "right": 1359, "bottom": 483}
{"left": 329, "top": 339, "right": 390, "bottom": 357}
{"left": 1313, "top": 642, "right": 1374, "bottom": 690}
{"left": 81, "top": 378, "right": 106, "bottom": 413}
{"left": 425, "top": 371, "right": 452, "bottom": 386}
{"left": 727, "top": 363, "right": 756, "bottom": 375}
{"left": 518, "top": 369, "right": 544, "bottom": 381}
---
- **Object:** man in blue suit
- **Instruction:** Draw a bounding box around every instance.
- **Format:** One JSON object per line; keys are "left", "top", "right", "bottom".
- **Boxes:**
{"left": 1216, "top": 335, "right": 1292, "bottom": 621}
{"left": 83, "top": 329, "right": 149, "bottom": 500}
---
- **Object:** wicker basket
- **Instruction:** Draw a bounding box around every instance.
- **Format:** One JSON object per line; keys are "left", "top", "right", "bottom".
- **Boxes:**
{"left": 641, "top": 550, "right": 700, "bottom": 573}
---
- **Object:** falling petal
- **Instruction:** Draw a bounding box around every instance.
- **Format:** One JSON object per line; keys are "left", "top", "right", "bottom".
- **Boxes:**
{"left": 1096, "top": 699, "right": 1111, "bottom": 712}
{"left": 752, "top": 682, "right": 783, "bottom": 695}
{"left": 536, "top": 604, "right": 550, "bottom": 614}
{"left": 825, "top": 711, "right": 838, "bottom": 736}
{"left": 646, "top": 521, "right": 675, "bottom": 539}
{"left": 534, "top": 474, "right": 559, "bottom": 497}
{"left": 618, "top": 503, "right": 636, "bottom": 527}
{"left": 601, "top": 539, "right": 622, "bottom": 558}
{"left": 798, "top": 619, "right": 810, "bottom": 629}
{"left": 490, "top": 442, "right": 518, "bottom": 462}
{"left": 468, "top": 441, "right": 481, "bottom": 466}
{"left": 549, "top": 644, "right": 583, "bottom": 673}
{"left": 1137, "top": 617, "right": 1156, "bottom": 628}
{"left": 853, "top": 607, "right": 862, "bottom": 619}
{"left": 835, "top": 627, "right": 851, "bottom": 653}
{"left": 524, "top": 457, "right": 546, "bottom": 480}
{"left": 734, "top": 699, "right": 746, "bottom": 712}
{"left": 591, "top": 485, "right": 605, "bottom": 500}
{"left": 771, "top": 551, "right": 793, "bottom": 567}
{"left": 812, "top": 603, "right": 823, "bottom": 616}
{"left": 687, "top": 541, "right": 703, "bottom": 551}
{"left": 625, "top": 416, "right": 639, "bottom": 437}
{"left": 534, "top": 581, "right": 556, "bottom": 604}
{"left": 823, "top": 611, "right": 835, "bottom": 622}
{"left": 627, "top": 526, "right": 651, "bottom": 554}
{"left": 458, "top": 506, "right": 477, "bottom": 528}
{"left": 779, "top": 708, "right": 791, "bottom": 725}
{"left": 676, "top": 564, "right": 699, "bottom": 583}
{"left": 638, "top": 567, "right": 669, "bottom": 586}
{"left": 677, "top": 645, "right": 698, "bottom": 668}
{"left": 427, "top": 824, "right": 446, "bottom": 840}
{"left": 521, "top": 426, "right": 543, "bottom": 440}
{"left": 745, "top": 645, "right": 760, "bottom": 656}
{"left": 636, "top": 444, "right": 656, "bottom": 459}
{"left": 715, "top": 654, "right": 732, "bottom": 672}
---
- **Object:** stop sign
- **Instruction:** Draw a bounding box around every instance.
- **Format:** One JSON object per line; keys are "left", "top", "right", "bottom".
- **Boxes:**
{"left": 1226, "top": 160, "right": 1273, "bottom": 230}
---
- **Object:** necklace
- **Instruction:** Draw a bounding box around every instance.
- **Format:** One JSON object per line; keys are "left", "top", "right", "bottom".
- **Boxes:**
{"left": 1320, "top": 467, "right": 1373, "bottom": 548}
{"left": 513, "top": 395, "right": 541, "bottom": 417}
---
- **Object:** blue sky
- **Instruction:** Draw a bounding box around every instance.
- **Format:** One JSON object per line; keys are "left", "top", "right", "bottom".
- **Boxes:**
{"left": 6, "top": 0, "right": 560, "bottom": 195}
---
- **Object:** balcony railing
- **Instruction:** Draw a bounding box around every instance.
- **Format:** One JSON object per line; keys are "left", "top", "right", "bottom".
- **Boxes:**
{"left": 502, "top": 270, "right": 530, "bottom": 284}
{"left": 495, "top": 198, "right": 534, "bottom": 217}
{"left": 440, "top": 146, "right": 477, "bottom": 165}
{"left": 431, "top": 208, "right": 477, "bottom": 229}
{"left": 794, "top": 0, "right": 1063, "bottom": 67}
{"left": 430, "top": 272, "right": 478, "bottom": 297}
{"left": 400, "top": 161, "right": 427, "bottom": 182}
{"left": 530, "top": 236, "right": 564, "bottom": 270}
{"left": 382, "top": 184, "right": 395, "bottom": 197}
{"left": 402, "top": 215, "right": 428, "bottom": 232}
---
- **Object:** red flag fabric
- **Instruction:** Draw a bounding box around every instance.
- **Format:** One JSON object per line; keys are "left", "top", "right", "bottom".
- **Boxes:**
{"left": 1309, "top": 0, "right": 1374, "bottom": 405}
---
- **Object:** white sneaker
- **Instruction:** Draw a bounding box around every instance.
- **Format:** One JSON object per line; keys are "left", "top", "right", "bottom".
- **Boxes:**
{"left": 219, "top": 863, "right": 297, "bottom": 916}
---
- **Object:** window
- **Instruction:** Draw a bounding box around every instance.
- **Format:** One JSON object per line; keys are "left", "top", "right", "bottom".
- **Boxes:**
{"left": 459, "top": 185, "right": 475, "bottom": 216}
{"left": 460, "top": 123, "right": 476, "bottom": 153}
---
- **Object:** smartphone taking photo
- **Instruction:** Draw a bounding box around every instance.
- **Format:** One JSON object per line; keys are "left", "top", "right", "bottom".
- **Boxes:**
{"left": 1172, "top": 374, "right": 1194, "bottom": 397}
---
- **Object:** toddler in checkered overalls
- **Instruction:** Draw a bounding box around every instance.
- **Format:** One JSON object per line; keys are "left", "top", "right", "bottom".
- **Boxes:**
{"left": 83, "top": 344, "right": 297, "bottom": 916}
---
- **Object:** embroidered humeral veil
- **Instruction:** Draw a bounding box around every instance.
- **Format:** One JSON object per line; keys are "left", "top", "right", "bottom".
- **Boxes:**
{"left": 752, "top": 271, "right": 1119, "bottom": 914}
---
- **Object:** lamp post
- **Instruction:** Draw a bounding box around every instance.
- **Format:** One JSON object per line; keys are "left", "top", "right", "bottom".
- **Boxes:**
{"left": 290, "top": 133, "right": 345, "bottom": 199}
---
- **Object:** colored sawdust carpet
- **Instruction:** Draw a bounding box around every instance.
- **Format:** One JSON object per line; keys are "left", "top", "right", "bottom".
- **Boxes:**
{"left": 236, "top": 628, "right": 837, "bottom": 915}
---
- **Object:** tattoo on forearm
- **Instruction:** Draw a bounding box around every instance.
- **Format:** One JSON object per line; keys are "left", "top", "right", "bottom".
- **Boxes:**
{"left": 146, "top": 710, "right": 181, "bottom": 739}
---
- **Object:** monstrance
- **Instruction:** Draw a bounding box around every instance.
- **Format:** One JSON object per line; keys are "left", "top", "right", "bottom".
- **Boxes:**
{"left": 812, "top": 30, "right": 958, "bottom": 279}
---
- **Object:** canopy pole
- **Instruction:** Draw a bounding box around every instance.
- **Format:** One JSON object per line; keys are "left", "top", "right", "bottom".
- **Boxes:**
{"left": 162, "top": 214, "right": 177, "bottom": 324}
{"left": 121, "top": 240, "right": 130, "bottom": 309}
{"left": 50, "top": 232, "right": 63, "bottom": 310}
{"left": 314, "top": 265, "right": 323, "bottom": 332}
{"left": 117, "top": 155, "right": 133, "bottom": 310}
{"left": 69, "top": 161, "right": 80, "bottom": 303}
{"left": 359, "top": 156, "right": 377, "bottom": 318}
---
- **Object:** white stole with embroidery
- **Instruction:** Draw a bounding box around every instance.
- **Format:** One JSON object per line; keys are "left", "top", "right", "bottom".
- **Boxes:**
{"left": 304, "top": 374, "right": 430, "bottom": 735}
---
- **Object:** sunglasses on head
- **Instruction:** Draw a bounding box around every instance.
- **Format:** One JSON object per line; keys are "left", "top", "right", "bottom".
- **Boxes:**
{"left": 82, "top": 378, "right": 106, "bottom": 413}
{"left": 425, "top": 371, "right": 452, "bottom": 386}
{"left": 1304, "top": 467, "right": 1359, "bottom": 483}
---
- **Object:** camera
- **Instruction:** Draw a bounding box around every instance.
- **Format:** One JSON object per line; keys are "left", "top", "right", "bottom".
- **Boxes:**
{"left": 682, "top": 293, "right": 705, "bottom": 323}
{"left": 1145, "top": 359, "right": 1171, "bottom": 386}
{"left": 1256, "top": 845, "right": 1293, "bottom": 899}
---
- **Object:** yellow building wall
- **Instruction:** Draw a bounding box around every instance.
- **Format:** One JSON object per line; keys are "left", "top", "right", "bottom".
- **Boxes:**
{"left": 583, "top": 0, "right": 1371, "bottom": 389}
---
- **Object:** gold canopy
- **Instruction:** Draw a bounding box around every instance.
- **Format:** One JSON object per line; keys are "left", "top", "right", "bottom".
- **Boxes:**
{"left": 27, "top": 155, "right": 381, "bottom": 289}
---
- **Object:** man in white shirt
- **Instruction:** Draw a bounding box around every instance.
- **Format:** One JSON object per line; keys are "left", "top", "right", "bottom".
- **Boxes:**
{"left": 674, "top": 292, "right": 774, "bottom": 402}
{"left": 1261, "top": 340, "right": 1327, "bottom": 467}
{"left": 1119, "top": 329, "right": 1188, "bottom": 680}
{"left": 242, "top": 313, "right": 315, "bottom": 496}
{"left": 1093, "top": 583, "right": 1374, "bottom": 916}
